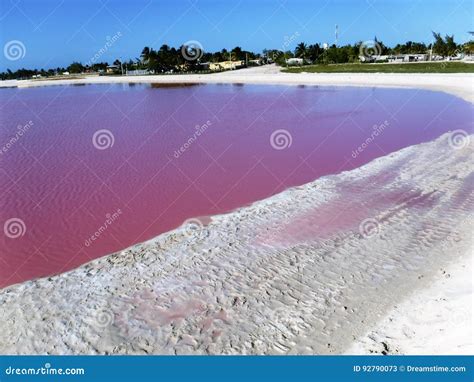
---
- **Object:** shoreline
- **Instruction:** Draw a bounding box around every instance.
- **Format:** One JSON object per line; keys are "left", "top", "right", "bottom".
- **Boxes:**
{"left": 1, "top": 132, "right": 472, "bottom": 354}
{"left": 1, "top": 65, "right": 473, "bottom": 103}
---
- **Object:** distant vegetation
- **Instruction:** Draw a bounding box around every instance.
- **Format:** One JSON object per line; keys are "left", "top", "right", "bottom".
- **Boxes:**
{"left": 1, "top": 32, "right": 473, "bottom": 80}
{"left": 138, "top": 45, "right": 259, "bottom": 72}
{"left": 0, "top": 45, "right": 260, "bottom": 80}
{"left": 272, "top": 33, "right": 472, "bottom": 66}
{"left": 283, "top": 62, "right": 474, "bottom": 74}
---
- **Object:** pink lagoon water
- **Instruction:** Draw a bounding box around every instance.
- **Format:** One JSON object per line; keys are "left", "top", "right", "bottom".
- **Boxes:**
{"left": 0, "top": 83, "right": 472, "bottom": 287}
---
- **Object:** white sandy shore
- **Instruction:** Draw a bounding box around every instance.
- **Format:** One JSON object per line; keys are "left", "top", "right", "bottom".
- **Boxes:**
{"left": 0, "top": 132, "right": 472, "bottom": 355}
{"left": 1, "top": 65, "right": 473, "bottom": 103}
{"left": 346, "top": 251, "right": 473, "bottom": 355}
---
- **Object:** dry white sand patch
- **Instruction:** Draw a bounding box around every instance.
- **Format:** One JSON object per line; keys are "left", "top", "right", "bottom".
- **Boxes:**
{"left": 0, "top": 132, "right": 472, "bottom": 355}
{"left": 1, "top": 65, "right": 473, "bottom": 103}
{"left": 346, "top": 250, "right": 473, "bottom": 355}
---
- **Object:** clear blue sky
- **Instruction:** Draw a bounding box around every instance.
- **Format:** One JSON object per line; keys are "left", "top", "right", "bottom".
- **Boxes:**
{"left": 1, "top": 0, "right": 472, "bottom": 70}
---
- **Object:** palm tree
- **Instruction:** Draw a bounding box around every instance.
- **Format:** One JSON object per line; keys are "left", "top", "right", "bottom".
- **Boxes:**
{"left": 432, "top": 32, "right": 446, "bottom": 57}
{"left": 295, "top": 42, "right": 308, "bottom": 59}
{"left": 141, "top": 47, "right": 151, "bottom": 63}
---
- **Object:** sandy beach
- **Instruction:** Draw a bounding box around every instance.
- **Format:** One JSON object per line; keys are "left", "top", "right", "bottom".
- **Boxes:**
{"left": 1, "top": 64, "right": 473, "bottom": 103}
{"left": 347, "top": 250, "right": 472, "bottom": 355}
{"left": 0, "top": 121, "right": 472, "bottom": 354}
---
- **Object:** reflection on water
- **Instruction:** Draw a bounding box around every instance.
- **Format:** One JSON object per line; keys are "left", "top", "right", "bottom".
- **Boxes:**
{"left": 149, "top": 82, "right": 204, "bottom": 88}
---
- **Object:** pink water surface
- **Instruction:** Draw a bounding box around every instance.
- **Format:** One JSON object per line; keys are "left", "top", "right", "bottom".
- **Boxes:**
{"left": 0, "top": 83, "right": 472, "bottom": 287}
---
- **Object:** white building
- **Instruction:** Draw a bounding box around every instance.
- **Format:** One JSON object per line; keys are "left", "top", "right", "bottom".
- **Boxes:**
{"left": 125, "top": 69, "right": 150, "bottom": 76}
{"left": 387, "top": 54, "right": 428, "bottom": 63}
{"left": 360, "top": 53, "right": 428, "bottom": 63}
{"left": 285, "top": 58, "right": 304, "bottom": 66}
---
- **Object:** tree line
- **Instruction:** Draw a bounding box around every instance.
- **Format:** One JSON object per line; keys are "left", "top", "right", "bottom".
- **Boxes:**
{"left": 273, "top": 33, "right": 471, "bottom": 65}
{"left": 1, "top": 32, "right": 472, "bottom": 80}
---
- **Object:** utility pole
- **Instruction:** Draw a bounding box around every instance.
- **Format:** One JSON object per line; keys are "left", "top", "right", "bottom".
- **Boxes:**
{"left": 335, "top": 24, "right": 338, "bottom": 46}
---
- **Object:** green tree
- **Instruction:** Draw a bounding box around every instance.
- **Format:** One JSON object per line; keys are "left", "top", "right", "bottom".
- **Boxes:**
{"left": 141, "top": 47, "right": 151, "bottom": 63}
{"left": 432, "top": 32, "right": 447, "bottom": 56}
{"left": 295, "top": 42, "right": 308, "bottom": 59}
{"left": 67, "top": 62, "right": 84, "bottom": 73}
{"left": 445, "top": 35, "right": 457, "bottom": 56}
{"left": 307, "top": 44, "right": 322, "bottom": 62}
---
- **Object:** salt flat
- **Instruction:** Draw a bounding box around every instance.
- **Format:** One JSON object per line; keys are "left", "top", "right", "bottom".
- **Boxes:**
{"left": 1, "top": 132, "right": 472, "bottom": 354}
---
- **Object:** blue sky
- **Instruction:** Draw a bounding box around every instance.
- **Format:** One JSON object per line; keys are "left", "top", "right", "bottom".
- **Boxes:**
{"left": 1, "top": 0, "right": 472, "bottom": 70}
